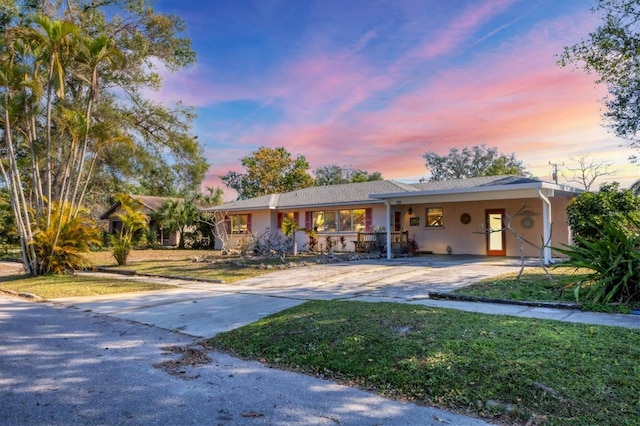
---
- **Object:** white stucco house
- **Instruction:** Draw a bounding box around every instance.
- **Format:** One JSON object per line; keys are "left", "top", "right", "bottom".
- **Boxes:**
{"left": 204, "top": 175, "right": 582, "bottom": 264}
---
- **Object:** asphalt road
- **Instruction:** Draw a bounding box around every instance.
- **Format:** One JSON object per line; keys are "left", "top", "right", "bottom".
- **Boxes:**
{"left": 0, "top": 295, "right": 489, "bottom": 426}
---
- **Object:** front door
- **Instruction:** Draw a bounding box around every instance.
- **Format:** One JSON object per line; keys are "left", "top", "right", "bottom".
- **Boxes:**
{"left": 393, "top": 211, "right": 402, "bottom": 232}
{"left": 486, "top": 209, "right": 506, "bottom": 256}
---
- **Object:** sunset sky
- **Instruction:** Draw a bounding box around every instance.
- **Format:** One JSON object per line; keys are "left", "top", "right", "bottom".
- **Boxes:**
{"left": 152, "top": 0, "right": 640, "bottom": 198}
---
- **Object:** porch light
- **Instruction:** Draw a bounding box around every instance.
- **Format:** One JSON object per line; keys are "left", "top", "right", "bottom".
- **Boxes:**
{"left": 408, "top": 207, "right": 413, "bottom": 215}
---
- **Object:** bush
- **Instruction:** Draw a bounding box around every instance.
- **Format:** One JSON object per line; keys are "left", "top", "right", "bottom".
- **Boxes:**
{"left": 567, "top": 182, "right": 640, "bottom": 243}
{"left": 30, "top": 203, "right": 101, "bottom": 274}
{"left": 555, "top": 217, "right": 640, "bottom": 304}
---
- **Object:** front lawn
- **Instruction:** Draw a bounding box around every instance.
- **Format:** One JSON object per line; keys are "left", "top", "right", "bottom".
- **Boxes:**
{"left": 208, "top": 299, "right": 640, "bottom": 425}
{"left": 0, "top": 274, "right": 173, "bottom": 299}
{"left": 87, "top": 249, "right": 317, "bottom": 283}
{"left": 450, "top": 266, "right": 636, "bottom": 312}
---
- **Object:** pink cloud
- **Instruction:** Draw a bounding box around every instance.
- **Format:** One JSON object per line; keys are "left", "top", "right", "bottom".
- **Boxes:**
{"left": 153, "top": 2, "right": 637, "bottom": 194}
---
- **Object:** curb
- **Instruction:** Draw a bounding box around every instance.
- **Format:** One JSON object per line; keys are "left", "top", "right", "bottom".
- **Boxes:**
{"left": 427, "top": 291, "right": 581, "bottom": 310}
{"left": 93, "top": 267, "right": 224, "bottom": 284}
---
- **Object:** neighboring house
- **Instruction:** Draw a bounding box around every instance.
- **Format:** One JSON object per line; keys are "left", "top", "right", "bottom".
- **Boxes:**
{"left": 100, "top": 195, "right": 182, "bottom": 247}
{"left": 204, "top": 176, "right": 582, "bottom": 264}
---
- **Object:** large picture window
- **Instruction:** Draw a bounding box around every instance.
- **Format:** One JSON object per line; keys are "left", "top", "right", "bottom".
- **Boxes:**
{"left": 312, "top": 209, "right": 366, "bottom": 233}
{"left": 426, "top": 207, "right": 443, "bottom": 228}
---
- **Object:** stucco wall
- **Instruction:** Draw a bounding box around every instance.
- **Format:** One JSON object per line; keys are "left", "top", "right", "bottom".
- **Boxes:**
{"left": 402, "top": 196, "right": 572, "bottom": 257}
{"left": 214, "top": 195, "right": 574, "bottom": 257}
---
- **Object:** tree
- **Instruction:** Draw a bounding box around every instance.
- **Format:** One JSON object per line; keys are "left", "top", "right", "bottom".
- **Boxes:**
{"left": 157, "top": 199, "right": 200, "bottom": 249}
{"left": 0, "top": 187, "right": 19, "bottom": 247}
{"left": 221, "top": 147, "right": 314, "bottom": 199}
{"left": 561, "top": 154, "right": 617, "bottom": 191}
{"left": 566, "top": 182, "right": 640, "bottom": 243}
{"left": 559, "top": 0, "right": 640, "bottom": 161}
{"left": 197, "top": 186, "right": 224, "bottom": 206}
{"left": 0, "top": 1, "right": 206, "bottom": 274}
{"left": 314, "top": 164, "right": 383, "bottom": 186}
{"left": 109, "top": 194, "right": 148, "bottom": 266}
{"left": 422, "top": 145, "right": 530, "bottom": 181}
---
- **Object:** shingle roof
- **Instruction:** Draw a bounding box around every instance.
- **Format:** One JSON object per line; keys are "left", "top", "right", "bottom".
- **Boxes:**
{"left": 408, "top": 175, "right": 542, "bottom": 191}
{"left": 99, "top": 195, "right": 183, "bottom": 219}
{"left": 205, "top": 175, "right": 579, "bottom": 213}
{"left": 205, "top": 180, "right": 411, "bottom": 212}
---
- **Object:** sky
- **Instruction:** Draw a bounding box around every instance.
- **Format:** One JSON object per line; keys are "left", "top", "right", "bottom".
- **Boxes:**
{"left": 152, "top": 0, "right": 640, "bottom": 199}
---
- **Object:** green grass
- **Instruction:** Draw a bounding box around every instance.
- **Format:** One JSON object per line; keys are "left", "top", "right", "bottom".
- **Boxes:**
{"left": 208, "top": 300, "right": 640, "bottom": 425}
{"left": 0, "top": 274, "right": 173, "bottom": 299}
{"left": 450, "top": 267, "right": 636, "bottom": 312}
{"left": 452, "top": 267, "right": 584, "bottom": 302}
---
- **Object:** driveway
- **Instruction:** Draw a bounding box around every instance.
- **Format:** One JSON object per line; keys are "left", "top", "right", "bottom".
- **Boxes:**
{"left": 54, "top": 255, "right": 529, "bottom": 337}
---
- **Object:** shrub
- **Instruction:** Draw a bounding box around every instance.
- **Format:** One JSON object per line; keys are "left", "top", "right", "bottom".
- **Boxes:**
{"left": 30, "top": 203, "right": 101, "bottom": 274}
{"left": 566, "top": 182, "right": 640, "bottom": 243}
{"left": 555, "top": 217, "right": 640, "bottom": 304}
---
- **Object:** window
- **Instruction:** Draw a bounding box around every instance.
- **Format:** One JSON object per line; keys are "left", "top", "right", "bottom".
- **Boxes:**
{"left": 230, "top": 214, "right": 251, "bottom": 234}
{"left": 311, "top": 209, "right": 367, "bottom": 232}
{"left": 277, "top": 212, "right": 299, "bottom": 230}
{"left": 426, "top": 207, "right": 443, "bottom": 228}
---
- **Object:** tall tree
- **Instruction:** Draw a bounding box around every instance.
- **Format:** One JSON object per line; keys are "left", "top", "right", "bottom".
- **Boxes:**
{"left": 314, "top": 164, "right": 383, "bottom": 186}
{"left": 559, "top": 0, "right": 640, "bottom": 161}
{"left": 221, "top": 146, "right": 314, "bottom": 199}
{"left": 0, "top": 1, "right": 206, "bottom": 274}
{"left": 422, "top": 145, "right": 530, "bottom": 181}
{"left": 561, "top": 153, "right": 617, "bottom": 191}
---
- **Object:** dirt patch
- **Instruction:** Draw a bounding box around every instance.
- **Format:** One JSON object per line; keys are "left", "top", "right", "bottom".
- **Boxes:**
{"left": 153, "top": 344, "right": 212, "bottom": 379}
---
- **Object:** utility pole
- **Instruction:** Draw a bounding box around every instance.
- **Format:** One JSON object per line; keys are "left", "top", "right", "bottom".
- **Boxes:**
{"left": 548, "top": 161, "right": 564, "bottom": 184}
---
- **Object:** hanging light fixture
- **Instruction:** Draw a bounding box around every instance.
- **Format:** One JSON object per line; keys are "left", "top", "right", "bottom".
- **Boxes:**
{"left": 408, "top": 207, "right": 413, "bottom": 215}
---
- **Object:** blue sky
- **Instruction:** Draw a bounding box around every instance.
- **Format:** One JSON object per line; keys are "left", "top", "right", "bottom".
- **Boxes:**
{"left": 151, "top": 0, "right": 639, "bottom": 197}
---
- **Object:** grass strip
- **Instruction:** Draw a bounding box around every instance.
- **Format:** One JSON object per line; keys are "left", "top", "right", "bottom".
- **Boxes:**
{"left": 208, "top": 300, "right": 640, "bottom": 425}
{"left": 453, "top": 267, "right": 636, "bottom": 313}
{"left": 0, "top": 274, "right": 173, "bottom": 299}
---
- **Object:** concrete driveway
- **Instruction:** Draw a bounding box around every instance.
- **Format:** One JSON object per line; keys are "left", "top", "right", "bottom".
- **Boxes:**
{"left": 54, "top": 255, "right": 528, "bottom": 337}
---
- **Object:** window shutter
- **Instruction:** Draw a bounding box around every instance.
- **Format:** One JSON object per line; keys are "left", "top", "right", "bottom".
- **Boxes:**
{"left": 365, "top": 208, "right": 372, "bottom": 231}
{"left": 246, "top": 214, "right": 252, "bottom": 233}
{"left": 305, "top": 211, "right": 312, "bottom": 229}
{"left": 294, "top": 212, "right": 300, "bottom": 226}
{"left": 277, "top": 213, "right": 283, "bottom": 230}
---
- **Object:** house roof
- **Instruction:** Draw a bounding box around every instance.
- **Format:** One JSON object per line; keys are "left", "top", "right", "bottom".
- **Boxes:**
{"left": 204, "top": 180, "right": 413, "bottom": 212}
{"left": 205, "top": 175, "right": 581, "bottom": 213}
{"left": 99, "top": 195, "right": 183, "bottom": 220}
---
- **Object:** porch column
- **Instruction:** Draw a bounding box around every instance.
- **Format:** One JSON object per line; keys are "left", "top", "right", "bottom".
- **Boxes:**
{"left": 538, "top": 190, "right": 552, "bottom": 265}
{"left": 386, "top": 200, "right": 392, "bottom": 259}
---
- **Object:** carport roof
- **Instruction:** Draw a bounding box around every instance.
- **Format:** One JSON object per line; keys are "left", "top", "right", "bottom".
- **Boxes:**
{"left": 370, "top": 175, "right": 581, "bottom": 200}
{"left": 205, "top": 175, "right": 581, "bottom": 213}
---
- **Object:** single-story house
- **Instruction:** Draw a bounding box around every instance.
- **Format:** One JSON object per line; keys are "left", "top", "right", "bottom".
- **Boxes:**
{"left": 204, "top": 175, "right": 582, "bottom": 264}
{"left": 100, "top": 195, "right": 182, "bottom": 247}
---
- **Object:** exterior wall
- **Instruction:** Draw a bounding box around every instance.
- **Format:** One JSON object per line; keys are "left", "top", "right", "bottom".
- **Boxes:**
{"left": 402, "top": 196, "right": 572, "bottom": 257}
{"left": 213, "top": 195, "right": 575, "bottom": 257}
{"left": 221, "top": 210, "right": 274, "bottom": 251}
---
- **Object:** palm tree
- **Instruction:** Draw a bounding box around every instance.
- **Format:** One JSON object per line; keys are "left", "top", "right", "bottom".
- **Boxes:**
{"left": 158, "top": 199, "right": 200, "bottom": 249}
{"left": 110, "top": 194, "right": 149, "bottom": 265}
